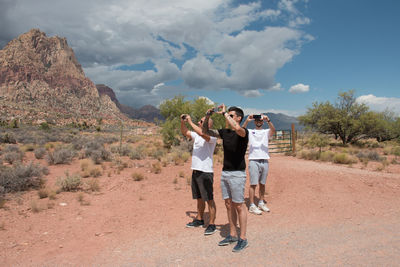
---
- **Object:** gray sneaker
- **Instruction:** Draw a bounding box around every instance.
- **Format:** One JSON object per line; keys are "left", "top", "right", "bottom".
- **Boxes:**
{"left": 186, "top": 219, "right": 204, "bottom": 228}
{"left": 232, "top": 238, "right": 249, "bottom": 252}
{"left": 218, "top": 235, "right": 238, "bottom": 246}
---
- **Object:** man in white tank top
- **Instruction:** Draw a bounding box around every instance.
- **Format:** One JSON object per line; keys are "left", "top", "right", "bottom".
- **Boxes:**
{"left": 243, "top": 114, "right": 275, "bottom": 215}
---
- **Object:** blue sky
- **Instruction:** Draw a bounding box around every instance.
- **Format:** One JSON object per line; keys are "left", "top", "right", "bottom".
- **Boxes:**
{"left": 1, "top": 0, "right": 399, "bottom": 116}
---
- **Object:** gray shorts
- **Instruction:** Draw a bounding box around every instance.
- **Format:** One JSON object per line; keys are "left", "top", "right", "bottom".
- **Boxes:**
{"left": 220, "top": 170, "right": 246, "bottom": 203}
{"left": 249, "top": 159, "right": 269, "bottom": 185}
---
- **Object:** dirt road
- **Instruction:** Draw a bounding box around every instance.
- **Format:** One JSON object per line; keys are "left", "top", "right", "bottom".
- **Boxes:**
{"left": 1, "top": 155, "right": 399, "bottom": 266}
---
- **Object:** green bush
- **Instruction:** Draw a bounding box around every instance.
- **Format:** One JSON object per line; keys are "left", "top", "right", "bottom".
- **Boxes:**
{"left": 298, "top": 150, "right": 320, "bottom": 161}
{"left": 333, "top": 153, "right": 358, "bottom": 164}
{"left": 57, "top": 171, "right": 82, "bottom": 191}
{"left": 320, "top": 151, "right": 335, "bottom": 162}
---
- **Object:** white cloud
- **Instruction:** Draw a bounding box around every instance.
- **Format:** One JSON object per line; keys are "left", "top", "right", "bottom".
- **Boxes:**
{"left": 356, "top": 94, "right": 400, "bottom": 115}
{"left": 198, "top": 96, "right": 215, "bottom": 106}
{"left": 0, "top": 0, "right": 312, "bottom": 107}
{"left": 289, "top": 83, "right": 309, "bottom": 93}
{"left": 241, "top": 90, "right": 263, "bottom": 97}
{"left": 270, "top": 83, "right": 284, "bottom": 91}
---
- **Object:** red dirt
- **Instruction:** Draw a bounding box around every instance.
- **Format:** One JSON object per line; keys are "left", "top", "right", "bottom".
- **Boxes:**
{"left": 1, "top": 154, "right": 399, "bottom": 266}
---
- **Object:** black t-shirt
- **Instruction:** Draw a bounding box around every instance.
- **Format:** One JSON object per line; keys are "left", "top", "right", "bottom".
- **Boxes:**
{"left": 218, "top": 128, "right": 249, "bottom": 171}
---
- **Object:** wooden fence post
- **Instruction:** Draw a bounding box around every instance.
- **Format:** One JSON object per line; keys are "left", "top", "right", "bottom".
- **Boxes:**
{"left": 291, "top": 123, "right": 296, "bottom": 153}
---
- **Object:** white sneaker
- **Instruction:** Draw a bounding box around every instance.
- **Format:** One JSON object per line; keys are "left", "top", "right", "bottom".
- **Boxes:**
{"left": 258, "top": 202, "right": 270, "bottom": 212}
{"left": 249, "top": 205, "right": 262, "bottom": 215}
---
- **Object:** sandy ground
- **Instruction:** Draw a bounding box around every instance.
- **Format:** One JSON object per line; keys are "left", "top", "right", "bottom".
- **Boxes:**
{"left": 1, "top": 154, "right": 400, "bottom": 266}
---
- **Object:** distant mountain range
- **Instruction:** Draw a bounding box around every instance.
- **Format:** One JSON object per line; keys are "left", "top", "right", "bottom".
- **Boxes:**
{"left": 244, "top": 113, "right": 302, "bottom": 131}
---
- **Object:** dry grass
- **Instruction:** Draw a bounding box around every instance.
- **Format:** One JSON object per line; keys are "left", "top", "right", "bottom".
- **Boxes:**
{"left": 132, "top": 172, "right": 145, "bottom": 181}
{"left": 77, "top": 193, "right": 90, "bottom": 206}
{"left": 150, "top": 162, "right": 162, "bottom": 174}
{"left": 38, "top": 188, "right": 49, "bottom": 199}
{"left": 30, "top": 200, "right": 41, "bottom": 213}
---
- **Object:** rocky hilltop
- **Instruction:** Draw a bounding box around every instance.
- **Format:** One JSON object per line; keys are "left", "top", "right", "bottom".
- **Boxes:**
{"left": 0, "top": 29, "right": 133, "bottom": 126}
{"left": 96, "top": 84, "right": 163, "bottom": 122}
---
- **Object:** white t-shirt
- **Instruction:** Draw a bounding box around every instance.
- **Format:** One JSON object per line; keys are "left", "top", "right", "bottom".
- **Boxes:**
{"left": 248, "top": 129, "right": 270, "bottom": 160}
{"left": 190, "top": 131, "right": 217, "bottom": 173}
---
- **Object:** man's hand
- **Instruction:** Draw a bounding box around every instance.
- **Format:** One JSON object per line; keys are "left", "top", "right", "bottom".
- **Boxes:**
{"left": 180, "top": 114, "right": 191, "bottom": 122}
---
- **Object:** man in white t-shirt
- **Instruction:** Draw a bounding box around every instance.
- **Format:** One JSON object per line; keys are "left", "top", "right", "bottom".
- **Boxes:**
{"left": 243, "top": 114, "right": 275, "bottom": 215}
{"left": 180, "top": 114, "right": 218, "bottom": 235}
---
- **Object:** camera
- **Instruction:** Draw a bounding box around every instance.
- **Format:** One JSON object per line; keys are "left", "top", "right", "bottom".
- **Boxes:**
{"left": 181, "top": 114, "right": 187, "bottom": 120}
{"left": 253, "top": 114, "right": 262, "bottom": 120}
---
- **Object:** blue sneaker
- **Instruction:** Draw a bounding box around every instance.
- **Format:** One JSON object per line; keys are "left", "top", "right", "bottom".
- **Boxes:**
{"left": 232, "top": 238, "right": 248, "bottom": 252}
{"left": 218, "top": 235, "right": 238, "bottom": 246}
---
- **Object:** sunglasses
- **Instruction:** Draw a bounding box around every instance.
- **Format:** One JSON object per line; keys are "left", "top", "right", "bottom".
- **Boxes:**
{"left": 229, "top": 114, "right": 234, "bottom": 118}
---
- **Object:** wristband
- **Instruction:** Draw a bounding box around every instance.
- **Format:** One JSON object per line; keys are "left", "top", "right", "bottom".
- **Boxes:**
{"left": 222, "top": 111, "right": 226, "bottom": 116}
{"left": 267, "top": 120, "right": 271, "bottom": 123}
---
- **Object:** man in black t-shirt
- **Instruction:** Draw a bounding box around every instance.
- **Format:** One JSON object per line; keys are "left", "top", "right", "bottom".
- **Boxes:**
{"left": 203, "top": 104, "right": 249, "bottom": 253}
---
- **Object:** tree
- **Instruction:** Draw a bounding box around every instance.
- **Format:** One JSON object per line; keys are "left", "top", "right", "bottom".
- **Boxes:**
{"left": 299, "top": 90, "right": 370, "bottom": 144}
{"left": 159, "top": 96, "right": 225, "bottom": 148}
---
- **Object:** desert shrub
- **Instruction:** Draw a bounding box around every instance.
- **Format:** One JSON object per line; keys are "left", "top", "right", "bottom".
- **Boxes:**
{"left": 34, "top": 147, "right": 47, "bottom": 159}
{"left": 85, "top": 179, "right": 100, "bottom": 192}
{"left": 356, "top": 150, "right": 382, "bottom": 161}
{"left": 298, "top": 150, "right": 320, "bottom": 161}
{"left": 39, "top": 122, "right": 50, "bottom": 131}
{"left": 147, "top": 147, "right": 166, "bottom": 160}
{"left": 0, "top": 133, "right": 17, "bottom": 144}
{"left": 21, "top": 144, "right": 36, "bottom": 152}
{"left": 129, "top": 145, "right": 146, "bottom": 160}
{"left": 320, "top": 151, "right": 335, "bottom": 162}
{"left": 3, "top": 152, "right": 23, "bottom": 164}
{"left": 0, "top": 162, "right": 48, "bottom": 193}
{"left": 333, "top": 153, "right": 358, "bottom": 164}
{"left": 111, "top": 144, "right": 133, "bottom": 156}
{"left": 4, "top": 144, "right": 21, "bottom": 153}
{"left": 80, "top": 159, "right": 102, "bottom": 178}
{"left": 391, "top": 146, "right": 400, "bottom": 157}
{"left": 57, "top": 171, "right": 81, "bottom": 192}
{"left": 132, "top": 172, "right": 145, "bottom": 181}
{"left": 151, "top": 162, "right": 162, "bottom": 174}
{"left": 46, "top": 147, "right": 75, "bottom": 165}
{"left": 83, "top": 140, "right": 112, "bottom": 164}
{"left": 38, "top": 188, "right": 49, "bottom": 199}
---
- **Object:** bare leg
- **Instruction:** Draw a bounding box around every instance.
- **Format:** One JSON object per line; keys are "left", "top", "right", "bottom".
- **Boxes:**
{"left": 207, "top": 200, "right": 216, "bottom": 224}
{"left": 196, "top": 199, "right": 205, "bottom": 220}
{"left": 225, "top": 199, "right": 238, "bottom": 237}
{"left": 249, "top": 184, "right": 257, "bottom": 204}
{"left": 233, "top": 202, "right": 248, "bottom": 240}
{"left": 259, "top": 184, "right": 266, "bottom": 203}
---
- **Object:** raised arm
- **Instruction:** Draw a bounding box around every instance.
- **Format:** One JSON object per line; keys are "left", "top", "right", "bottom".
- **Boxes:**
{"left": 263, "top": 114, "right": 276, "bottom": 139}
{"left": 242, "top": 114, "right": 254, "bottom": 128}
{"left": 187, "top": 116, "right": 211, "bottom": 142}
{"left": 222, "top": 104, "right": 246, "bottom": 137}
{"left": 180, "top": 114, "right": 192, "bottom": 139}
{"left": 202, "top": 109, "right": 220, "bottom": 138}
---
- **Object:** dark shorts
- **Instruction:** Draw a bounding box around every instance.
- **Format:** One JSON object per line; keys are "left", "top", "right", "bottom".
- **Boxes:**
{"left": 191, "top": 170, "right": 214, "bottom": 201}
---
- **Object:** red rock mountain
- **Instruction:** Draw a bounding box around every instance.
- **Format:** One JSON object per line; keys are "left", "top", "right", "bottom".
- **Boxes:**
{"left": 0, "top": 29, "right": 129, "bottom": 125}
